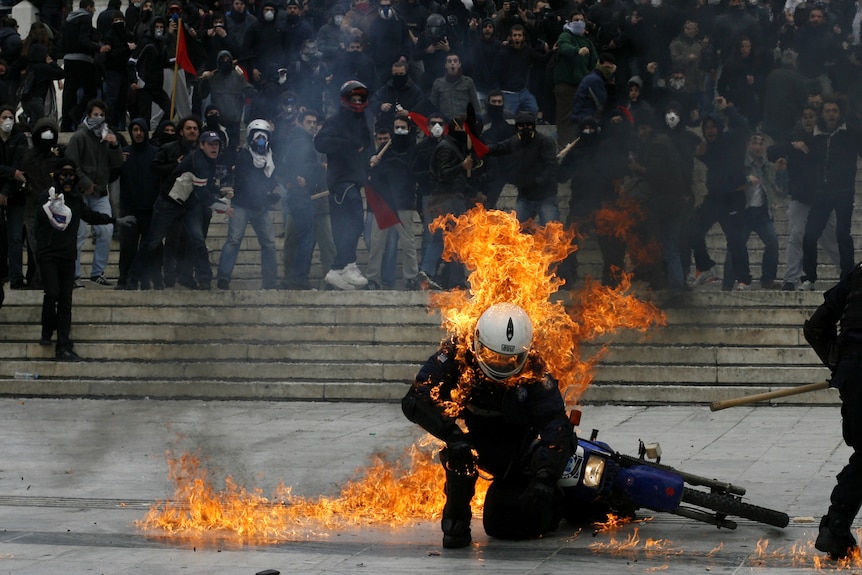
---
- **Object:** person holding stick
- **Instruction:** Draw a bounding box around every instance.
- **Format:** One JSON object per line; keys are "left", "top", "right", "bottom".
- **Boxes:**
{"left": 803, "top": 266, "right": 862, "bottom": 559}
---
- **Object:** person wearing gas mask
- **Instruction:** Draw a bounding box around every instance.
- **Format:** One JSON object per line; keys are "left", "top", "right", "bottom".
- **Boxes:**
{"left": 314, "top": 80, "right": 373, "bottom": 291}
{"left": 402, "top": 302, "right": 576, "bottom": 548}
{"left": 414, "top": 13, "right": 459, "bottom": 91}
{"left": 367, "top": 0, "right": 413, "bottom": 88}
{"left": 64, "top": 100, "right": 125, "bottom": 288}
{"left": 287, "top": 40, "right": 333, "bottom": 118}
{"left": 129, "top": 16, "right": 172, "bottom": 126}
{"left": 199, "top": 50, "right": 256, "bottom": 160}
{"left": 485, "top": 111, "right": 559, "bottom": 225}
{"left": 128, "top": 130, "right": 229, "bottom": 291}
{"left": 216, "top": 120, "right": 279, "bottom": 290}
{"left": 36, "top": 158, "right": 135, "bottom": 360}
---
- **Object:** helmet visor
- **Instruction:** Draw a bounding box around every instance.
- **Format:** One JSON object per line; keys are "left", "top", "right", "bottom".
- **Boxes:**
{"left": 475, "top": 341, "right": 528, "bottom": 380}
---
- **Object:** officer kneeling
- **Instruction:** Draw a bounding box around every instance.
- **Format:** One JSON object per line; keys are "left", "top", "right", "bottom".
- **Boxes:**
{"left": 402, "top": 303, "right": 576, "bottom": 548}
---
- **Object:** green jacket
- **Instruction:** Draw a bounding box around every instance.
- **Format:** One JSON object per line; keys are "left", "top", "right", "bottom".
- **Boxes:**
{"left": 552, "top": 31, "right": 597, "bottom": 86}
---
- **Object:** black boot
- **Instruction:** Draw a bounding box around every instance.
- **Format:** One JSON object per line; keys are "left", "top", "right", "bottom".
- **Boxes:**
{"left": 815, "top": 513, "right": 857, "bottom": 559}
{"left": 442, "top": 517, "right": 472, "bottom": 549}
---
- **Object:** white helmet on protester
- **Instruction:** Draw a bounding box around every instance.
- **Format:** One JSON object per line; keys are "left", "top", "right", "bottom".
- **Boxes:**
{"left": 246, "top": 119, "right": 272, "bottom": 154}
{"left": 473, "top": 303, "right": 533, "bottom": 381}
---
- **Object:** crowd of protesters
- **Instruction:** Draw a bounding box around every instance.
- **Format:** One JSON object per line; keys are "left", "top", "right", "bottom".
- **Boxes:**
{"left": 0, "top": 0, "right": 861, "bottom": 303}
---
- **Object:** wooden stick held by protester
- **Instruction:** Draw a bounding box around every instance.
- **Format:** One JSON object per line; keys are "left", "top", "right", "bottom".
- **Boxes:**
{"left": 556, "top": 137, "right": 580, "bottom": 160}
{"left": 709, "top": 381, "right": 830, "bottom": 411}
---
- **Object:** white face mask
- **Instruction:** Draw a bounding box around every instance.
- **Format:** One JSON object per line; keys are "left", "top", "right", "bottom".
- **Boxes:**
{"left": 264, "top": 10, "right": 275, "bottom": 21}
{"left": 0, "top": 118, "right": 14, "bottom": 133}
{"left": 430, "top": 123, "right": 444, "bottom": 138}
{"left": 394, "top": 127, "right": 409, "bottom": 135}
{"left": 154, "top": 28, "right": 164, "bottom": 38}
{"left": 665, "top": 111, "right": 680, "bottom": 129}
{"left": 334, "top": 14, "right": 343, "bottom": 25}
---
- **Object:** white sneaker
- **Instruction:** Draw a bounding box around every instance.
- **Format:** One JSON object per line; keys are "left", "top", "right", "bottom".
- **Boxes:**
{"left": 798, "top": 280, "right": 816, "bottom": 291}
{"left": 342, "top": 262, "right": 369, "bottom": 287}
{"left": 325, "top": 268, "right": 356, "bottom": 291}
{"left": 689, "top": 266, "right": 719, "bottom": 287}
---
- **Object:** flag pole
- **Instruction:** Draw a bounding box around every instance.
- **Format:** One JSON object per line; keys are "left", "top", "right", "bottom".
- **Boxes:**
{"left": 169, "top": 18, "right": 182, "bottom": 120}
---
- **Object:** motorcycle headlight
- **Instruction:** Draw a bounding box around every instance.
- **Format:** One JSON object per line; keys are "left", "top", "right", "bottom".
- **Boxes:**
{"left": 583, "top": 454, "right": 606, "bottom": 488}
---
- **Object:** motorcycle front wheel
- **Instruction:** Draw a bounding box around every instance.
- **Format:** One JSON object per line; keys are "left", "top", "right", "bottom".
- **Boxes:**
{"left": 681, "top": 487, "right": 789, "bottom": 528}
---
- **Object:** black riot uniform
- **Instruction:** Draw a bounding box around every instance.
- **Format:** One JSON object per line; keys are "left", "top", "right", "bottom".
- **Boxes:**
{"left": 402, "top": 338, "right": 575, "bottom": 548}
{"left": 803, "top": 262, "right": 862, "bottom": 559}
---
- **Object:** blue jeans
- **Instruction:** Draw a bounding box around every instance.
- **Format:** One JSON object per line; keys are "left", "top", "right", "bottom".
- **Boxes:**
{"left": 723, "top": 205, "right": 778, "bottom": 287}
{"left": 421, "top": 193, "right": 466, "bottom": 284}
{"left": 76, "top": 193, "right": 113, "bottom": 279}
{"left": 329, "top": 182, "right": 365, "bottom": 270}
{"left": 216, "top": 204, "right": 277, "bottom": 288}
{"left": 129, "top": 196, "right": 211, "bottom": 286}
{"left": 803, "top": 191, "right": 855, "bottom": 282}
{"left": 283, "top": 190, "right": 315, "bottom": 285}
{"left": 502, "top": 89, "right": 539, "bottom": 116}
{"left": 515, "top": 196, "right": 559, "bottom": 225}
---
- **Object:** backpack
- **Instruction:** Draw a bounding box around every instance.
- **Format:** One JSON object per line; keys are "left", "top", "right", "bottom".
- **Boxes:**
{"left": 16, "top": 69, "right": 35, "bottom": 102}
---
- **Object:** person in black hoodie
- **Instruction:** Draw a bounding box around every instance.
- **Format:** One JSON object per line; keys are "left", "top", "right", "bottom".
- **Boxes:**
{"left": 60, "top": 0, "right": 106, "bottom": 131}
{"left": 18, "top": 43, "right": 65, "bottom": 129}
{"left": 0, "top": 105, "right": 30, "bottom": 290}
{"left": 36, "top": 158, "right": 135, "bottom": 360}
{"left": 102, "top": 12, "right": 133, "bottom": 131}
{"left": 20, "top": 118, "right": 62, "bottom": 290}
{"left": 215, "top": 119, "right": 279, "bottom": 290}
{"left": 117, "top": 118, "right": 160, "bottom": 289}
{"left": 129, "top": 16, "right": 172, "bottom": 126}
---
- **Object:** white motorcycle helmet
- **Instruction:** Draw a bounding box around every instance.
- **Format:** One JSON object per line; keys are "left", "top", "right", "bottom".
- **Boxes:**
{"left": 473, "top": 303, "right": 533, "bottom": 381}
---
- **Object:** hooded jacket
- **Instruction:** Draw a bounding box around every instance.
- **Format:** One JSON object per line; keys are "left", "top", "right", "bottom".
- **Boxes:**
{"left": 200, "top": 50, "right": 256, "bottom": 124}
{"left": 120, "top": 118, "right": 160, "bottom": 211}
{"left": 23, "top": 43, "right": 65, "bottom": 103}
{"left": 64, "top": 122, "right": 125, "bottom": 194}
{"left": 62, "top": 8, "right": 100, "bottom": 61}
{"left": 20, "top": 118, "right": 61, "bottom": 212}
{"left": 36, "top": 174, "right": 114, "bottom": 260}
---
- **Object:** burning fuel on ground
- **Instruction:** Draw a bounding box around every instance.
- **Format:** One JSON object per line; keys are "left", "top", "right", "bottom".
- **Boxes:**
{"left": 137, "top": 207, "right": 686, "bottom": 545}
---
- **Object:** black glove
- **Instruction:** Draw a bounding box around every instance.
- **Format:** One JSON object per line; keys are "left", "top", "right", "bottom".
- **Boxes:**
{"left": 442, "top": 434, "right": 477, "bottom": 477}
{"left": 519, "top": 472, "right": 557, "bottom": 514}
{"left": 115, "top": 215, "right": 137, "bottom": 228}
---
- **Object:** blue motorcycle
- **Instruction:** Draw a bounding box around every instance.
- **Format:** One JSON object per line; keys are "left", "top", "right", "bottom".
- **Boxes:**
{"left": 559, "top": 428, "right": 790, "bottom": 530}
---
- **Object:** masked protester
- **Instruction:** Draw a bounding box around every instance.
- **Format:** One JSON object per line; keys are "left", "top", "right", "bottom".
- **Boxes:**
{"left": 216, "top": 119, "right": 279, "bottom": 290}
{"left": 36, "top": 158, "right": 135, "bottom": 361}
{"left": 19, "top": 118, "right": 62, "bottom": 291}
{"left": 314, "top": 80, "right": 373, "bottom": 291}
{"left": 486, "top": 111, "right": 559, "bottom": 225}
{"left": 199, "top": 50, "right": 256, "bottom": 160}
{"left": 403, "top": 303, "right": 576, "bottom": 548}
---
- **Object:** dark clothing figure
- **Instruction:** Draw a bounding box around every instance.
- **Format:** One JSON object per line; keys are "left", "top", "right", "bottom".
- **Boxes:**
{"left": 60, "top": 8, "right": 101, "bottom": 131}
{"left": 117, "top": 118, "right": 160, "bottom": 289}
{"left": 804, "top": 264, "right": 862, "bottom": 559}
{"left": 19, "top": 43, "right": 65, "bottom": 129}
{"left": 402, "top": 337, "right": 575, "bottom": 547}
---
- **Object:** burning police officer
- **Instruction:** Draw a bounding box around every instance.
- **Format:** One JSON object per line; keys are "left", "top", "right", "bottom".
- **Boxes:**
{"left": 804, "top": 265, "right": 862, "bottom": 560}
{"left": 402, "top": 302, "right": 576, "bottom": 548}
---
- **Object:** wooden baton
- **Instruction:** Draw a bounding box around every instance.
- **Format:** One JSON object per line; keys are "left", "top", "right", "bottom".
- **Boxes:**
{"left": 709, "top": 381, "right": 831, "bottom": 411}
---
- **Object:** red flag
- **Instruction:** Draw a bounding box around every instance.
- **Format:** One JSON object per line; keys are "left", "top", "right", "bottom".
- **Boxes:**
{"left": 365, "top": 182, "right": 400, "bottom": 230}
{"left": 175, "top": 20, "right": 197, "bottom": 77}
{"left": 464, "top": 121, "right": 489, "bottom": 158}
{"left": 407, "top": 111, "right": 431, "bottom": 137}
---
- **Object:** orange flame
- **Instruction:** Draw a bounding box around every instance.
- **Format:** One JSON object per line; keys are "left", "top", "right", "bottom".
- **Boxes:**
{"left": 138, "top": 438, "right": 489, "bottom": 542}
{"left": 753, "top": 534, "right": 862, "bottom": 570}
{"left": 141, "top": 206, "right": 667, "bottom": 540}
{"left": 427, "top": 206, "right": 666, "bottom": 408}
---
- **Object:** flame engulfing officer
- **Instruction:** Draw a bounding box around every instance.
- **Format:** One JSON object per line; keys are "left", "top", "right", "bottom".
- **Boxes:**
{"left": 402, "top": 303, "right": 576, "bottom": 548}
{"left": 804, "top": 267, "right": 862, "bottom": 560}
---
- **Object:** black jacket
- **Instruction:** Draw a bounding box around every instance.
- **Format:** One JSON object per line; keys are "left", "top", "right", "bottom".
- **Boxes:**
{"left": 36, "top": 187, "right": 114, "bottom": 260}
{"left": 231, "top": 148, "right": 278, "bottom": 212}
{"left": 314, "top": 108, "right": 371, "bottom": 189}
{"left": 488, "top": 131, "right": 558, "bottom": 200}
{"left": 62, "top": 9, "right": 100, "bottom": 59}
{"left": 120, "top": 119, "right": 160, "bottom": 211}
